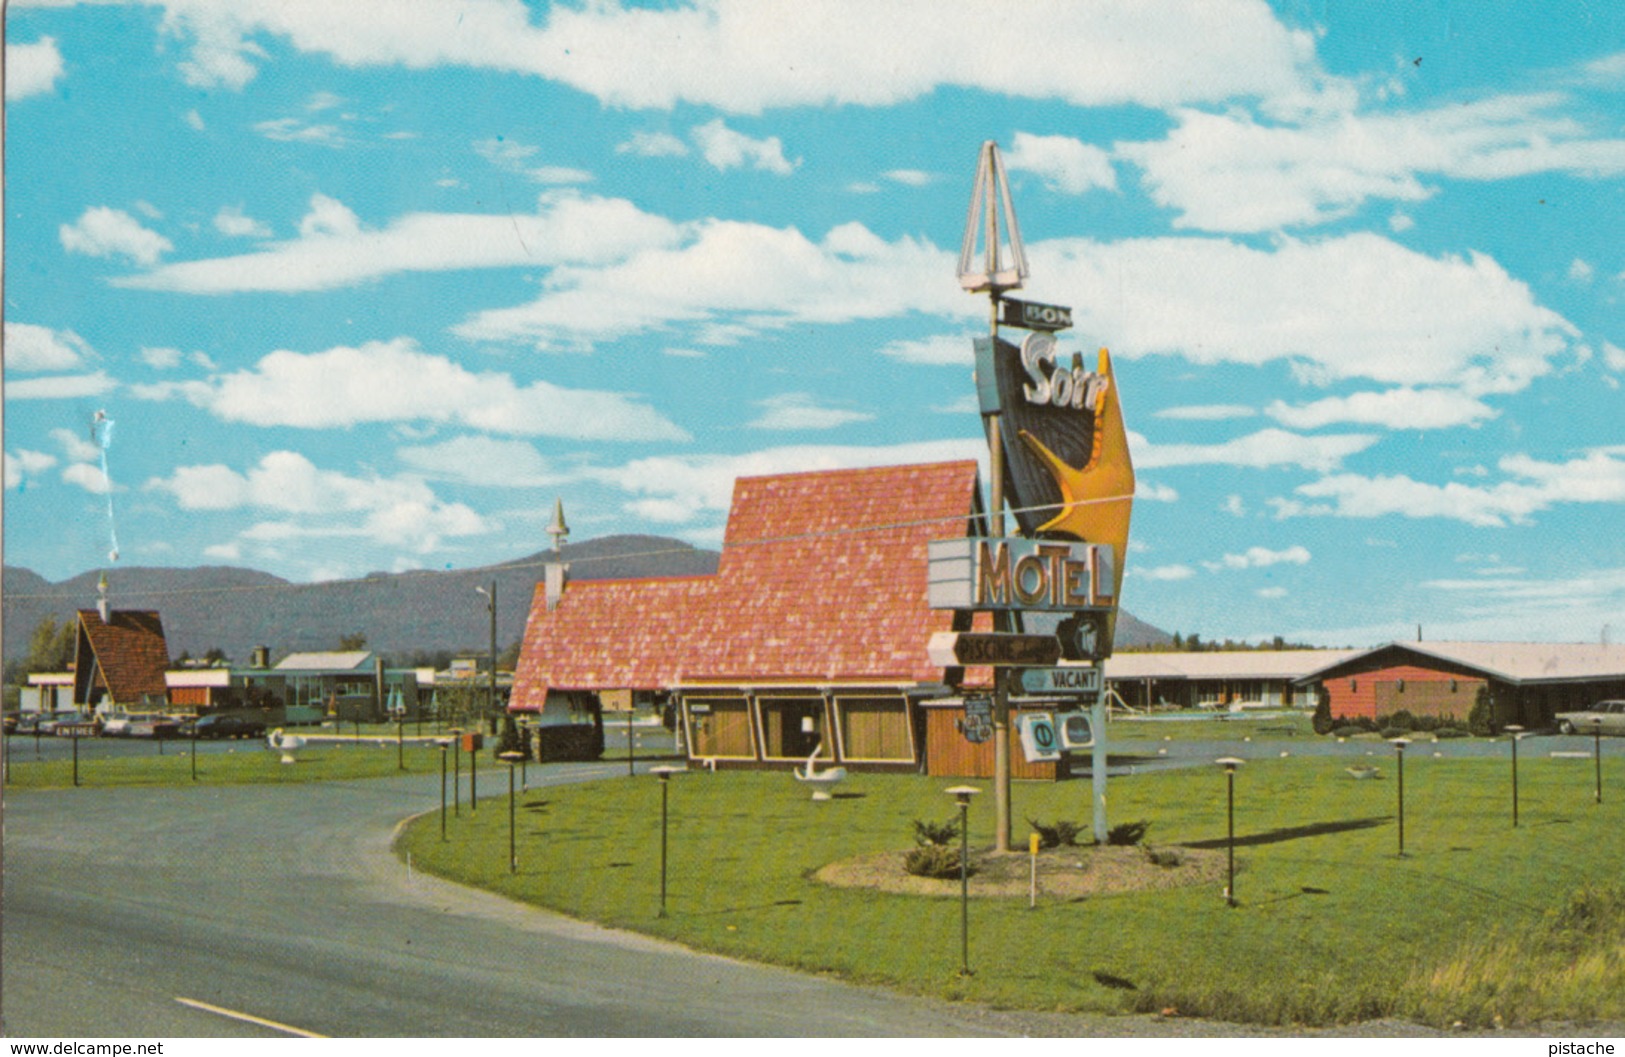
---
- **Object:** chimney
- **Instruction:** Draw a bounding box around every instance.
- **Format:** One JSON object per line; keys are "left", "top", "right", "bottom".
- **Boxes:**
{"left": 251, "top": 646, "right": 270, "bottom": 669}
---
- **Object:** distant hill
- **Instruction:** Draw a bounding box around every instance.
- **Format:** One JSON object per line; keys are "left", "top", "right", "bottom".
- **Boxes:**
{"left": 3, "top": 534, "right": 1171, "bottom": 664}
{"left": 3, "top": 535, "right": 719, "bottom": 664}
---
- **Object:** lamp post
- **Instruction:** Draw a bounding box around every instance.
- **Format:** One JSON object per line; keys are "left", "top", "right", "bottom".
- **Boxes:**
{"left": 1594, "top": 718, "right": 1605, "bottom": 805}
{"left": 1392, "top": 737, "right": 1411, "bottom": 857}
{"left": 190, "top": 718, "right": 198, "bottom": 782}
{"left": 470, "top": 735, "right": 478, "bottom": 812}
{"left": 475, "top": 582, "right": 498, "bottom": 738}
{"left": 1215, "top": 758, "right": 1244, "bottom": 906}
{"left": 946, "top": 785, "right": 981, "bottom": 976}
{"left": 519, "top": 720, "right": 529, "bottom": 790}
{"left": 499, "top": 750, "right": 525, "bottom": 873}
{"left": 439, "top": 741, "right": 449, "bottom": 841}
{"left": 628, "top": 704, "right": 636, "bottom": 777}
{"left": 1504, "top": 725, "right": 1524, "bottom": 827}
{"left": 652, "top": 766, "right": 680, "bottom": 917}
{"left": 396, "top": 710, "right": 405, "bottom": 771}
{"left": 72, "top": 725, "right": 80, "bottom": 788}
{"left": 451, "top": 729, "right": 462, "bottom": 817}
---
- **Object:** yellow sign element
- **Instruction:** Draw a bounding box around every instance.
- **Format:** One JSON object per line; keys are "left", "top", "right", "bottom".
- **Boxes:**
{"left": 1029, "top": 832, "right": 1041, "bottom": 856}
{"left": 1017, "top": 347, "right": 1135, "bottom": 636}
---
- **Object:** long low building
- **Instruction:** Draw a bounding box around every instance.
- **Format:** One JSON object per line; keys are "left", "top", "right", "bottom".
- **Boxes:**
{"left": 1298, "top": 640, "right": 1625, "bottom": 728}
{"left": 1104, "top": 649, "right": 1358, "bottom": 711}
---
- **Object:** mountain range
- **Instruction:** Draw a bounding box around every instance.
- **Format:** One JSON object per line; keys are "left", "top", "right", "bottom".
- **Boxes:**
{"left": 3, "top": 534, "right": 1169, "bottom": 665}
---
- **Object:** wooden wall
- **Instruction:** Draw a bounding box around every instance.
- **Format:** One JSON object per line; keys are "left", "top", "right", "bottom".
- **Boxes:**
{"left": 923, "top": 705, "right": 1060, "bottom": 780}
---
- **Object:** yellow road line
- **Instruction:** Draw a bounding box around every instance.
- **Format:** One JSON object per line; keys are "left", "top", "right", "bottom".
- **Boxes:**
{"left": 174, "top": 996, "right": 327, "bottom": 1038}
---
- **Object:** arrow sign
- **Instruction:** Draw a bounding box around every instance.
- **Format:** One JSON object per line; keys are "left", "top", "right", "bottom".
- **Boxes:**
{"left": 1017, "top": 666, "right": 1102, "bottom": 696}
{"left": 928, "top": 631, "right": 1061, "bottom": 667}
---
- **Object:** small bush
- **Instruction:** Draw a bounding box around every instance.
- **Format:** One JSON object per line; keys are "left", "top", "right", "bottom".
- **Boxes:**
{"left": 1434, "top": 727, "right": 1467, "bottom": 739}
{"left": 1331, "top": 725, "right": 1366, "bottom": 738}
{"left": 1029, "top": 818, "right": 1085, "bottom": 848}
{"left": 1468, "top": 693, "right": 1499, "bottom": 737}
{"left": 1144, "top": 847, "right": 1183, "bottom": 868}
{"left": 1378, "top": 726, "right": 1409, "bottom": 740}
{"left": 1411, "top": 714, "right": 1440, "bottom": 733}
{"left": 1385, "top": 709, "right": 1416, "bottom": 731}
{"left": 1106, "top": 819, "right": 1151, "bottom": 846}
{"left": 1311, "top": 693, "right": 1334, "bottom": 735}
{"left": 903, "top": 844, "right": 966, "bottom": 879}
{"left": 912, "top": 818, "right": 960, "bottom": 847}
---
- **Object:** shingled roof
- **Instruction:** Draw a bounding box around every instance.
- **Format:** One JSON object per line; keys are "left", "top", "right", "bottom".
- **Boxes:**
{"left": 511, "top": 460, "right": 984, "bottom": 710}
{"left": 74, "top": 609, "right": 171, "bottom": 706}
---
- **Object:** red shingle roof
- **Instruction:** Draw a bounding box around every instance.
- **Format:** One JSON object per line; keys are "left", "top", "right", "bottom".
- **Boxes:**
{"left": 75, "top": 609, "right": 171, "bottom": 705}
{"left": 511, "top": 460, "right": 983, "bottom": 709}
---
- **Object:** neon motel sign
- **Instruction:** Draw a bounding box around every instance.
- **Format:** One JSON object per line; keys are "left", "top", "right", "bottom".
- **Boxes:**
{"left": 927, "top": 537, "right": 1114, "bottom": 612}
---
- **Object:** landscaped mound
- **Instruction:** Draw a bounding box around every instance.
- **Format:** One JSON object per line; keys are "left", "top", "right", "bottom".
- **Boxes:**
{"left": 814, "top": 843, "right": 1228, "bottom": 899}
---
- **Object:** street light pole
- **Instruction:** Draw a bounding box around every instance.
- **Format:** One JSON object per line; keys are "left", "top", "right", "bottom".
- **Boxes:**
{"left": 1393, "top": 737, "right": 1411, "bottom": 857}
{"left": 1594, "top": 718, "right": 1605, "bottom": 805}
{"left": 1505, "top": 725, "right": 1524, "bottom": 827}
{"left": 653, "top": 766, "right": 679, "bottom": 917}
{"left": 499, "top": 751, "right": 524, "bottom": 873}
{"left": 946, "top": 785, "right": 981, "bottom": 976}
{"left": 1216, "top": 758, "right": 1243, "bottom": 906}
{"left": 439, "top": 742, "right": 448, "bottom": 841}
{"left": 476, "top": 581, "right": 498, "bottom": 738}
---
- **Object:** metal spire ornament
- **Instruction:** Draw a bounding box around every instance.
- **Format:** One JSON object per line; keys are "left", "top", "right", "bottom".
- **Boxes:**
{"left": 957, "top": 141, "right": 1028, "bottom": 295}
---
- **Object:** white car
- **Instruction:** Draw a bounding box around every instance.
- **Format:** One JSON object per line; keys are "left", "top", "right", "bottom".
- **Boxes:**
{"left": 1556, "top": 700, "right": 1625, "bottom": 736}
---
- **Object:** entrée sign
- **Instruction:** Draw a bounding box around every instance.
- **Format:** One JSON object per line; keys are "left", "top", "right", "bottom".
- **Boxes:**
{"left": 927, "top": 536, "right": 1114, "bottom": 612}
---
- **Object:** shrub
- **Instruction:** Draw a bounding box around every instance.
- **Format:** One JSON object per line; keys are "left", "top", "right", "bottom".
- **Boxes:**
{"left": 1331, "top": 725, "right": 1366, "bottom": 738}
{"left": 1412, "top": 714, "right": 1440, "bottom": 733}
{"left": 1468, "top": 692, "right": 1499, "bottom": 737}
{"left": 1028, "top": 818, "right": 1085, "bottom": 848}
{"left": 1378, "top": 726, "right": 1409, "bottom": 740}
{"left": 1144, "top": 847, "right": 1183, "bottom": 868}
{"left": 1435, "top": 727, "right": 1467, "bottom": 739}
{"left": 1106, "top": 819, "right": 1151, "bottom": 846}
{"left": 1383, "top": 710, "right": 1416, "bottom": 731}
{"left": 912, "top": 818, "right": 960, "bottom": 847}
{"left": 1311, "top": 693, "right": 1334, "bottom": 735}
{"left": 903, "top": 844, "right": 966, "bottom": 879}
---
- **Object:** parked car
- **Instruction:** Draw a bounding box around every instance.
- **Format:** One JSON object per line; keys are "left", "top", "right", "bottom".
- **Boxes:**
{"left": 14, "top": 713, "right": 44, "bottom": 735}
{"left": 1556, "top": 700, "right": 1625, "bottom": 736}
{"left": 186, "top": 714, "right": 269, "bottom": 740}
{"left": 3, "top": 712, "right": 18, "bottom": 735}
{"left": 129, "top": 715, "right": 184, "bottom": 739}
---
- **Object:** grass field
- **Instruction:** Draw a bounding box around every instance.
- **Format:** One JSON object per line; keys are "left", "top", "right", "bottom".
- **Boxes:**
{"left": 2, "top": 740, "right": 447, "bottom": 787}
{"left": 399, "top": 754, "right": 1625, "bottom": 1027}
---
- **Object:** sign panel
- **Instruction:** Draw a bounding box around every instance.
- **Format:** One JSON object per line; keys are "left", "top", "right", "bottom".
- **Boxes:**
{"left": 1017, "top": 712, "right": 1061, "bottom": 762}
{"left": 928, "top": 631, "right": 1061, "bottom": 668}
{"left": 998, "top": 297, "right": 1073, "bottom": 332}
{"left": 1054, "top": 711, "right": 1094, "bottom": 750}
{"left": 1017, "top": 666, "right": 1102, "bottom": 696}
{"left": 927, "top": 537, "right": 1114, "bottom": 612}
{"left": 961, "top": 695, "right": 994, "bottom": 744}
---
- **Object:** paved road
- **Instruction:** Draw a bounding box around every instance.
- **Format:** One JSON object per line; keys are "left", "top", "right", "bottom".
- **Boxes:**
{"left": 6, "top": 764, "right": 1216, "bottom": 1039}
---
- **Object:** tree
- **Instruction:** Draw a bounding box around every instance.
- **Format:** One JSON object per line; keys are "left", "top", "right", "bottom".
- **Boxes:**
{"left": 1311, "top": 690, "right": 1334, "bottom": 735}
{"left": 338, "top": 632, "right": 368, "bottom": 651}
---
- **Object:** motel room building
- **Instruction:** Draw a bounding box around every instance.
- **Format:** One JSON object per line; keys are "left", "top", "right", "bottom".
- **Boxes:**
{"left": 509, "top": 460, "right": 1091, "bottom": 778}
{"left": 1299, "top": 640, "right": 1625, "bottom": 728}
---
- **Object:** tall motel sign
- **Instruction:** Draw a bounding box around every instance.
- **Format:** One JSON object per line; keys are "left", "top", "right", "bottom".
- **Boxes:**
{"left": 928, "top": 141, "right": 1137, "bottom": 850}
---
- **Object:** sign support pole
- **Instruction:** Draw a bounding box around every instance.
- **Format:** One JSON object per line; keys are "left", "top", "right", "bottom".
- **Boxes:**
{"left": 1091, "top": 692, "right": 1108, "bottom": 843}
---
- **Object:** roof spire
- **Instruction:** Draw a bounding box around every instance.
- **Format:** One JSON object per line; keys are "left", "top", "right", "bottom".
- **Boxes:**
{"left": 546, "top": 496, "right": 570, "bottom": 553}
{"left": 97, "top": 572, "right": 110, "bottom": 623}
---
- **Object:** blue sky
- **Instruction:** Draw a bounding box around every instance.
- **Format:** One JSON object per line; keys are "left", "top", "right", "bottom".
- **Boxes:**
{"left": 4, "top": 0, "right": 1623, "bottom": 647}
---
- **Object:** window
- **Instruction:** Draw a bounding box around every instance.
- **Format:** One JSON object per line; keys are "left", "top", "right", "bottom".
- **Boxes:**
{"left": 756, "top": 696, "right": 829, "bottom": 760}
{"left": 685, "top": 696, "right": 753, "bottom": 758}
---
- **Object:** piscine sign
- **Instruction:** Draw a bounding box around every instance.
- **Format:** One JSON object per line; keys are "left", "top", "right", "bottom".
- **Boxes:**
{"left": 1017, "top": 666, "right": 1102, "bottom": 696}
{"left": 927, "top": 536, "right": 1114, "bottom": 612}
{"left": 928, "top": 631, "right": 1061, "bottom": 667}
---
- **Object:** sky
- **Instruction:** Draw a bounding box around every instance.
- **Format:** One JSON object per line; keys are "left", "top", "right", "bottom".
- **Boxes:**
{"left": 3, "top": 0, "right": 1623, "bottom": 648}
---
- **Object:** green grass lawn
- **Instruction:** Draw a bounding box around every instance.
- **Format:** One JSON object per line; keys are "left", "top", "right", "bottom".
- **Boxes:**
{"left": 1111, "top": 710, "right": 1317, "bottom": 741}
{"left": 399, "top": 754, "right": 1625, "bottom": 1027}
{"left": 3, "top": 740, "right": 446, "bottom": 788}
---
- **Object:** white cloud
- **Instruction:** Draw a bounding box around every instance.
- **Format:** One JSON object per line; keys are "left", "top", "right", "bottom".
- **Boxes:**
{"left": 473, "top": 137, "right": 593, "bottom": 183}
{"left": 213, "top": 205, "right": 273, "bottom": 238}
{"left": 4, "top": 449, "right": 58, "bottom": 490}
{"left": 1004, "top": 132, "right": 1116, "bottom": 194}
{"left": 616, "top": 131, "right": 689, "bottom": 157}
{"left": 1138, "top": 564, "right": 1195, "bottom": 581}
{"left": 1569, "top": 258, "right": 1595, "bottom": 283}
{"left": 6, "top": 372, "right": 117, "bottom": 400}
{"left": 1136, "top": 481, "right": 1178, "bottom": 502}
{"left": 1257, "top": 587, "right": 1289, "bottom": 599}
{"left": 119, "top": 191, "right": 680, "bottom": 294}
{"left": 884, "top": 170, "right": 932, "bottom": 187}
{"left": 6, "top": 37, "right": 65, "bottom": 100}
{"left": 1119, "top": 94, "right": 1625, "bottom": 232}
{"left": 185, "top": 109, "right": 206, "bottom": 130}
{"left": 1603, "top": 342, "right": 1625, "bottom": 372}
{"left": 456, "top": 218, "right": 958, "bottom": 350}
{"left": 3, "top": 322, "right": 92, "bottom": 371}
{"left": 203, "top": 542, "right": 242, "bottom": 561}
{"left": 1270, "top": 447, "right": 1625, "bottom": 528}
{"left": 1154, "top": 404, "right": 1255, "bottom": 421}
{"left": 146, "top": 450, "right": 490, "bottom": 556}
{"left": 1265, "top": 388, "right": 1496, "bottom": 430}
{"left": 51, "top": 428, "right": 102, "bottom": 464}
{"left": 691, "top": 119, "right": 797, "bottom": 175}
{"left": 584, "top": 439, "right": 987, "bottom": 525}
{"left": 396, "top": 435, "right": 558, "bottom": 487}
{"left": 1035, "top": 233, "right": 1578, "bottom": 395}
{"left": 305, "top": 90, "right": 344, "bottom": 112}
{"left": 877, "top": 334, "right": 972, "bottom": 365}
{"left": 62, "top": 462, "right": 112, "bottom": 495}
{"left": 1387, "top": 212, "right": 1414, "bottom": 233}
{"left": 144, "top": 0, "right": 1337, "bottom": 115}
{"left": 140, "top": 347, "right": 184, "bottom": 369}
{"left": 59, "top": 207, "right": 172, "bottom": 266}
{"left": 1222, "top": 494, "right": 1247, "bottom": 517}
{"left": 153, "top": 337, "right": 689, "bottom": 442}
{"left": 747, "top": 393, "right": 873, "bottom": 431}
{"left": 1202, "top": 545, "right": 1311, "bottom": 572}
{"left": 1129, "top": 428, "right": 1378, "bottom": 473}
{"left": 254, "top": 117, "right": 347, "bottom": 147}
